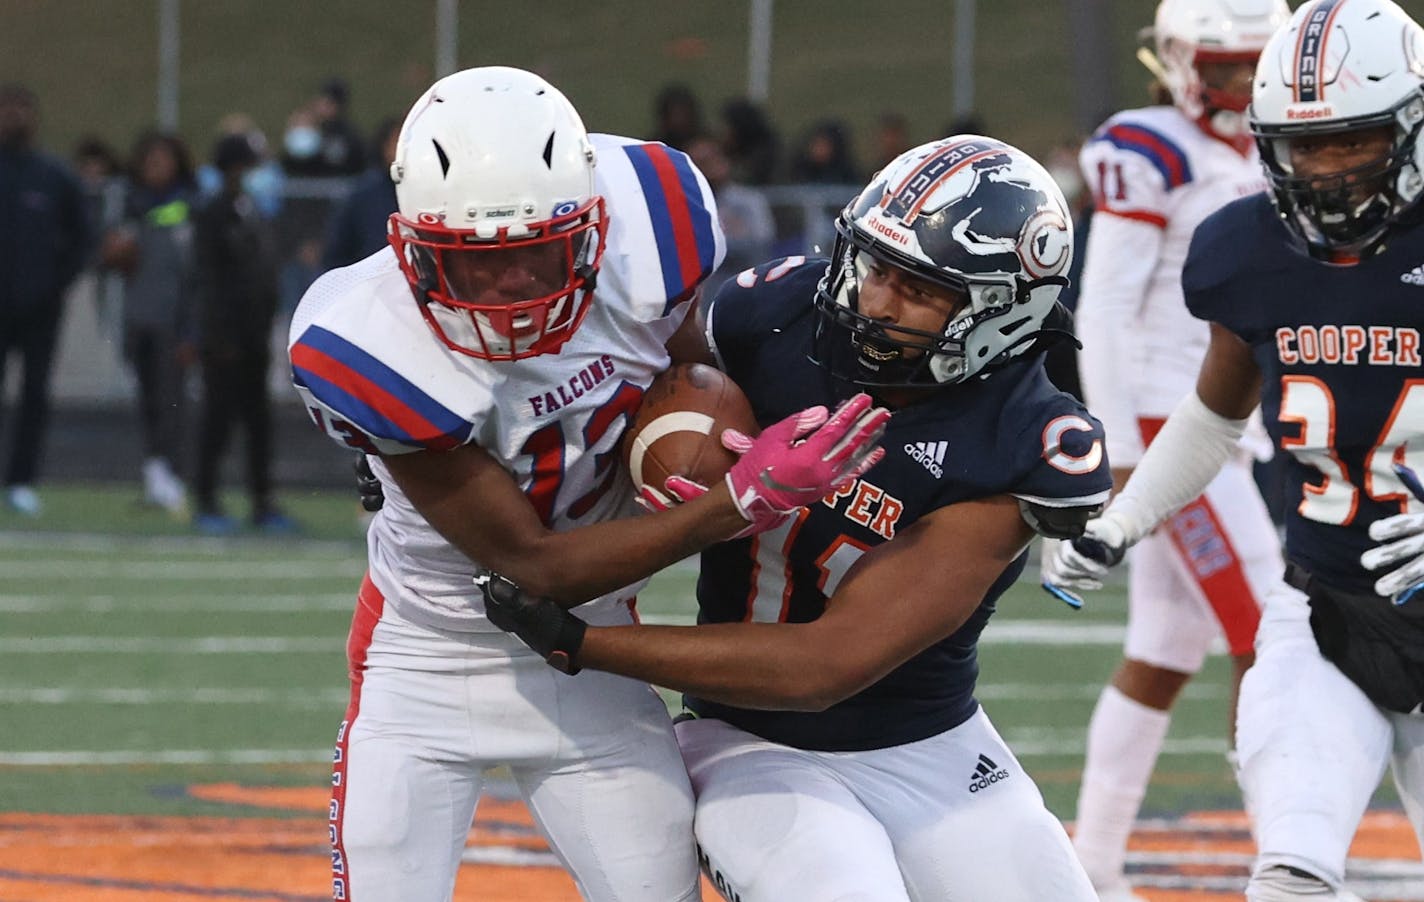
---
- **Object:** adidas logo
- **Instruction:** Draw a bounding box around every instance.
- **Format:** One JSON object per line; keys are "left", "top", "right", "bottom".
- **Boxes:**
{"left": 905, "top": 440, "right": 947, "bottom": 478}
{"left": 967, "top": 753, "right": 1010, "bottom": 793}
{"left": 1401, "top": 265, "right": 1424, "bottom": 286}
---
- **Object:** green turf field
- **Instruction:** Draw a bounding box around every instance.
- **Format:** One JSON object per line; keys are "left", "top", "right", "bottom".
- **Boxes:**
{"left": 0, "top": 481, "right": 1280, "bottom": 821}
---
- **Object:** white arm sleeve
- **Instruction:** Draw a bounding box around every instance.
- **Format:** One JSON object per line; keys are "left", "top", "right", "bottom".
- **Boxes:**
{"left": 1105, "top": 390, "right": 1248, "bottom": 544}
{"left": 1075, "top": 211, "right": 1165, "bottom": 468}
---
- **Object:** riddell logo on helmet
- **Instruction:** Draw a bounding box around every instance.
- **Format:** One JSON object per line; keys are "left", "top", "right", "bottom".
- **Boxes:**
{"left": 1286, "top": 106, "right": 1334, "bottom": 121}
{"left": 868, "top": 218, "right": 910, "bottom": 246}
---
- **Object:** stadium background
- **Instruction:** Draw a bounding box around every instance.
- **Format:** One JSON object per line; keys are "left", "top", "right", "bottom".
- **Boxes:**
{"left": 2, "top": 1, "right": 1423, "bottom": 899}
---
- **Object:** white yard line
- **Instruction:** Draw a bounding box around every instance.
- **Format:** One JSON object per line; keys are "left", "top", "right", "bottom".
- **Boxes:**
{"left": 0, "top": 637, "right": 341, "bottom": 653}
{"left": 0, "top": 531, "right": 361, "bottom": 555}
{"left": 0, "top": 593, "right": 356, "bottom": 612}
{"left": 0, "top": 749, "right": 331, "bottom": 765}
{"left": 0, "top": 560, "right": 362, "bottom": 579}
{"left": 0, "top": 687, "right": 348, "bottom": 704}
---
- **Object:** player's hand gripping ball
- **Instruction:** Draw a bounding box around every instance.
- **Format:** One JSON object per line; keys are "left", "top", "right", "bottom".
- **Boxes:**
{"left": 624, "top": 363, "right": 760, "bottom": 511}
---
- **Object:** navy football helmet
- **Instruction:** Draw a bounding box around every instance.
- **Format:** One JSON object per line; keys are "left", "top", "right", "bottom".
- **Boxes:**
{"left": 812, "top": 136, "right": 1075, "bottom": 388}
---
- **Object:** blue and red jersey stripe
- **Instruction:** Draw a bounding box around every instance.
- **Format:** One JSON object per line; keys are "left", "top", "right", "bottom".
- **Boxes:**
{"left": 1098, "top": 123, "right": 1195, "bottom": 189}
{"left": 623, "top": 142, "right": 719, "bottom": 314}
{"left": 291, "top": 325, "right": 472, "bottom": 450}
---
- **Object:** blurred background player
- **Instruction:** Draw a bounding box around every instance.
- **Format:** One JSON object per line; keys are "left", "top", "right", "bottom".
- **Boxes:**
{"left": 479, "top": 136, "right": 1111, "bottom": 901}
{"left": 1048, "top": 0, "right": 1424, "bottom": 897}
{"left": 287, "top": 66, "right": 885, "bottom": 902}
{"left": 1067, "top": 1, "right": 1289, "bottom": 897}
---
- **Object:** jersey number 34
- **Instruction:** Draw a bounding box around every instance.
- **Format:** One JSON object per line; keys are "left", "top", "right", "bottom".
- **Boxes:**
{"left": 1280, "top": 377, "right": 1424, "bottom": 525}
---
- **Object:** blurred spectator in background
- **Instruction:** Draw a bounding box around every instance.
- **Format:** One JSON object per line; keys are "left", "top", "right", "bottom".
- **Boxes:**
{"left": 868, "top": 111, "right": 912, "bottom": 175}
{"left": 0, "top": 83, "right": 91, "bottom": 517}
{"left": 190, "top": 132, "right": 293, "bottom": 536}
{"left": 72, "top": 136, "right": 121, "bottom": 225}
{"left": 321, "top": 115, "right": 399, "bottom": 270}
{"left": 788, "top": 118, "right": 861, "bottom": 184}
{"left": 197, "top": 113, "right": 285, "bottom": 219}
{"left": 100, "top": 130, "right": 198, "bottom": 516}
{"left": 685, "top": 134, "right": 775, "bottom": 292}
{"left": 281, "top": 77, "right": 366, "bottom": 177}
{"left": 72, "top": 135, "right": 122, "bottom": 188}
{"left": 652, "top": 82, "right": 704, "bottom": 152}
{"left": 71, "top": 136, "right": 124, "bottom": 273}
{"left": 719, "top": 98, "right": 780, "bottom": 185}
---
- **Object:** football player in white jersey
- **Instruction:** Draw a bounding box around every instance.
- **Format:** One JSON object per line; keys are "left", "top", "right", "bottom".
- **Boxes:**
{"left": 287, "top": 66, "right": 887, "bottom": 902}
{"left": 1065, "top": 1, "right": 1289, "bottom": 898}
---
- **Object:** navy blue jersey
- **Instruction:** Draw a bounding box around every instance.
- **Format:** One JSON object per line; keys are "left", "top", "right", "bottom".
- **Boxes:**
{"left": 686, "top": 258, "right": 1113, "bottom": 751}
{"left": 1185, "top": 194, "right": 1424, "bottom": 595}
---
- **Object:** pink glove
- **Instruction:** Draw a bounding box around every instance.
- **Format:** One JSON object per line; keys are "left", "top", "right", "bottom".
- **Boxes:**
{"left": 723, "top": 393, "right": 889, "bottom": 536}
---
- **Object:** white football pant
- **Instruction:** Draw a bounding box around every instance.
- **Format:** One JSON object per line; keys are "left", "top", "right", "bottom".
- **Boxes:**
{"left": 677, "top": 707, "right": 1097, "bottom": 902}
{"left": 330, "top": 575, "right": 700, "bottom": 902}
{"left": 1238, "top": 581, "right": 1424, "bottom": 898}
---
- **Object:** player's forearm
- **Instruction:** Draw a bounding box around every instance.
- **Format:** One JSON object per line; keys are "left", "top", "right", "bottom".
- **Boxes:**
{"left": 486, "top": 485, "right": 748, "bottom": 603}
{"left": 578, "top": 621, "right": 875, "bottom": 712}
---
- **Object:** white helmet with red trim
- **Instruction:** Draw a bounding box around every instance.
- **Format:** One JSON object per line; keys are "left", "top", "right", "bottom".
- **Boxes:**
{"left": 1250, "top": 0, "right": 1424, "bottom": 256}
{"left": 811, "top": 136, "right": 1074, "bottom": 387}
{"left": 388, "top": 66, "right": 607, "bottom": 360}
{"left": 1153, "top": 0, "right": 1290, "bottom": 125}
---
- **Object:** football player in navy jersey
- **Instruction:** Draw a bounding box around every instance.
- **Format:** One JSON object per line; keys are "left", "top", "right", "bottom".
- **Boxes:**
{"left": 1046, "top": 1, "right": 1424, "bottom": 898}
{"left": 480, "top": 135, "right": 1111, "bottom": 901}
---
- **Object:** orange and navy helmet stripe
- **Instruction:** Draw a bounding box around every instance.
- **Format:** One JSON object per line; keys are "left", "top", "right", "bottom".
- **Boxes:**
{"left": 880, "top": 137, "right": 1010, "bottom": 225}
{"left": 1294, "top": 0, "right": 1348, "bottom": 103}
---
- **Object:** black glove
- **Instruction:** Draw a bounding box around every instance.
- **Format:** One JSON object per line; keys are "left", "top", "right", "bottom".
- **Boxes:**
{"left": 475, "top": 568, "right": 587, "bottom": 674}
{"left": 354, "top": 454, "right": 385, "bottom": 512}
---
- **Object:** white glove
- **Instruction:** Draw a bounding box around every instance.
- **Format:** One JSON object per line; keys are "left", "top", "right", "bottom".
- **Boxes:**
{"left": 1361, "top": 510, "right": 1424, "bottom": 604}
{"left": 1041, "top": 513, "right": 1130, "bottom": 598}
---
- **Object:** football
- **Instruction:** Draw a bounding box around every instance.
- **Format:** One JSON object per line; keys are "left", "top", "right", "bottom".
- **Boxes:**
{"left": 624, "top": 363, "right": 759, "bottom": 495}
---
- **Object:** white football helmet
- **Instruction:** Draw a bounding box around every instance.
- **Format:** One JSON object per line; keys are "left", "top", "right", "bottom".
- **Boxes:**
{"left": 1250, "top": 0, "right": 1424, "bottom": 257}
{"left": 812, "top": 136, "right": 1074, "bottom": 387}
{"left": 1153, "top": 0, "right": 1290, "bottom": 128}
{"left": 387, "top": 66, "right": 607, "bottom": 360}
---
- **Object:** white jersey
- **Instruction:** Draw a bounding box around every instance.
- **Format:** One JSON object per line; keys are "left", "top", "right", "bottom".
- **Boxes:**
{"left": 288, "top": 133, "right": 725, "bottom": 632}
{"left": 1076, "top": 106, "right": 1267, "bottom": 466}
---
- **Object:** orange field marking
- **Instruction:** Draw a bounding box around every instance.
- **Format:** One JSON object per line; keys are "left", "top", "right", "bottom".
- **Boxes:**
{"left": 0, "top": 785, "right": 1417, "bottom": 900}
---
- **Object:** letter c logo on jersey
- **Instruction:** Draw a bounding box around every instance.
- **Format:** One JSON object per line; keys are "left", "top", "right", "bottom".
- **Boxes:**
{"left": 1041, "top": 415, "right": 1103, "bottom": 475}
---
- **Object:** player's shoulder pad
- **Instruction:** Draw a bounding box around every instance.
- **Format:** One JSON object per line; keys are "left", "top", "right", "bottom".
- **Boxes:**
{"left": 1084, "top": 106, "right": 1197, "bottom": 192}
{"left": 590, "top": 133, "right": 726, "bottom": 321}
{"left": 1182, "top": 192, "right": 1277, "bottom": 318}
{"left": 288, "top": 258, "right": 480, "bottom": 456}
{"left": 1001, "top": 377, "right": 1112, "bottom": 537}
{"left": 706, "top": 255, "right": 825, "bottom": 358}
